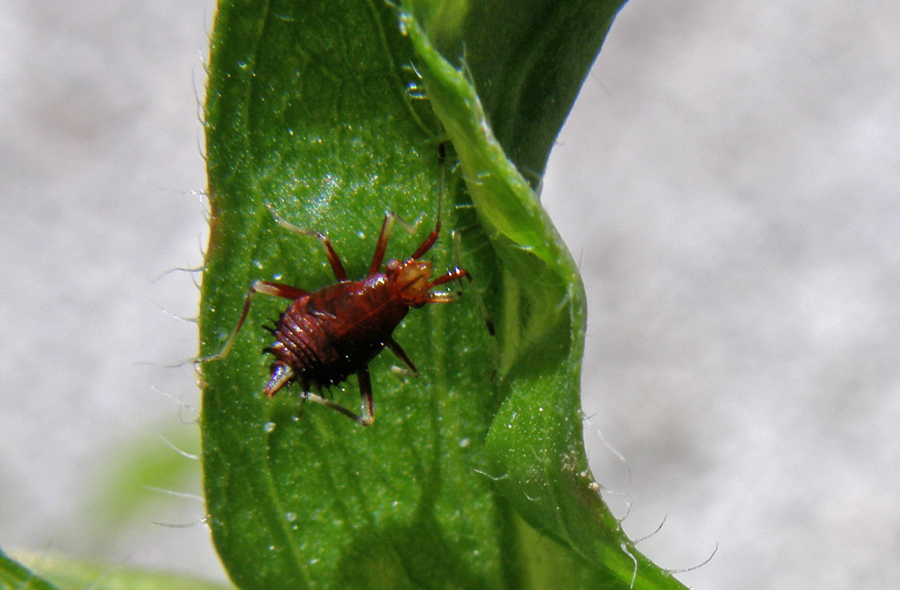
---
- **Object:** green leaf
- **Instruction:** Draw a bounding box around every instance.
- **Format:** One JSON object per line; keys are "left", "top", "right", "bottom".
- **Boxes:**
{"left": 200, "top": 1, "right": 689, "bottom": 589}
{"left": 403, "top": 12, "right": 688, "bottom": 588}
{"left": 7, "top": 552, "right": 232, "bottom": 590}
{"left": 0, "top": 549, "right": 60, "bottom": 590}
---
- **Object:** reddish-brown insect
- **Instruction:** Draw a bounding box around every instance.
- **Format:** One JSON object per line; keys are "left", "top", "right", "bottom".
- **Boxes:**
{"left": 214, "top": 208, "right": 474, "bottom": 426}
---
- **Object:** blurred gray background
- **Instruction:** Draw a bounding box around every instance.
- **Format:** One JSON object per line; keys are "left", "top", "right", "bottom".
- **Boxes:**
{"left": 2, "top": 0, "right": 898, "bottom": 588}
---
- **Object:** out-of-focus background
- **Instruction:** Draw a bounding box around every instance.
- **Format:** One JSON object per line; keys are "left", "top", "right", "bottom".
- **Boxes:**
{"left": 2, "top": 1, "right": 898, "bottom": 588}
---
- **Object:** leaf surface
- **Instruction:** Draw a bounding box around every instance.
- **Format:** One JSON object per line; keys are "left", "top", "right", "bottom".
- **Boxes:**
{"left": 3, "top": 551, "right": 231, "bottom": 590}
{"left": 201, "top": 1, "right": 688, "bottom": 589}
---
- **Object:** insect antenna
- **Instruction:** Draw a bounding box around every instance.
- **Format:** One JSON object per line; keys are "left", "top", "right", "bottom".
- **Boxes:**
{"left": 414, "top": 140, "right": 450, "bottom": 259}
{"left": 450, "top": 229, "right": 495, "bottom": 336}
{"left": 436, "top": 141, "right": 498, "bottom": 375}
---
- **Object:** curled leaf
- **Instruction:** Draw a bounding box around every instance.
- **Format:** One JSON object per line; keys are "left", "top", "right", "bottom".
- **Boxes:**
{"left": 200, "top": 1, "right": 689, "bottom": 589}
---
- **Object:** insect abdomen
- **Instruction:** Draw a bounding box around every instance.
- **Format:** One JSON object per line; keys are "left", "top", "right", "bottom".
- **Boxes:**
{"left": 268, "top": 279, "right": 408, "bottom": 389}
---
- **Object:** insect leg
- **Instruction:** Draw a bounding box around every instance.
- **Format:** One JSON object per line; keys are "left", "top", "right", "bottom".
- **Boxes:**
{"left": 425, "top": 229, "right": 478, "bottom": 298}
{"left": 266, "top": 203, "right": 348, "bottom": 280}
{"left": 368, "top": 213, "right": 397, "bottom": 275}
{"left": 372, "top": 142, "right": 449, "bottom": 271}
{"left": 370, "top": 210, "right": 432, "bottom": 273}
{"left": 300, "top": 366, "right": 376, "bottom": 425}
{"left": 301, "top": 391, "right": 374, "bottom": 425}
{"left": 304, "top": 231, "right": 347, "bottom": 281}
{"left": 424, "top": 267, "right": 469, "bottom": 304}
{"left": 356, "top": 365, "right": 376, "bottom": 426}
{"left": 409, "top": 221, "right": 441, "bottom": 260}
{"left": 424, "top": 264, "right": 498, "bottom": 342}
{"left": 385, "top": 336, "right": 420, "bottom": 377}
{"left": 202, "top": 280, "right": 309, "bottom": 363}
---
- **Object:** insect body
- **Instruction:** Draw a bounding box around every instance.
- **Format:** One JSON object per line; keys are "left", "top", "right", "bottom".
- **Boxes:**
{"left": 218, "top": 210, "right": 469, "bottom": 426}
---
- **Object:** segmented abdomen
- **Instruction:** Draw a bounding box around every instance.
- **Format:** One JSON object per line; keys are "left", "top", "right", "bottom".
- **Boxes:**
{"left": 267, "top": 278, "right": 408, "bottom": 389}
